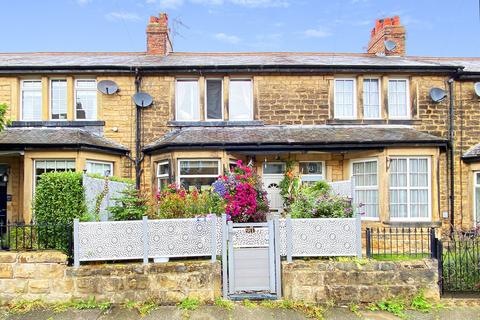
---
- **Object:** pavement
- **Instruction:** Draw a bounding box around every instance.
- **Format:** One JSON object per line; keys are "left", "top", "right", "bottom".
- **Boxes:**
{"left": 2, "top": 304, "right": 480, "bottom": 320}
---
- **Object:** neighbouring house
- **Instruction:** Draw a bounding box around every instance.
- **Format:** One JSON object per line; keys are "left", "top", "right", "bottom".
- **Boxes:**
{"left": 0, "top": 14, "right": 479, "bottom": 231}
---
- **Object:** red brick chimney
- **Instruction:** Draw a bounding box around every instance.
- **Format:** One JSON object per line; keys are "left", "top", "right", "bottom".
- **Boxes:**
{"left": 367, "top": 16, "right": 405, "bottom": 56}
{"left": 146, "top": 13, "right": 172, "bottom": 55}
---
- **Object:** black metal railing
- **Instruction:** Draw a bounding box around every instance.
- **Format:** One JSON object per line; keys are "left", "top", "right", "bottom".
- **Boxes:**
{"left": 0, "top": 222, "right": 73, "bottom": 262}
{"left": 365, "top": 227, "right": 436, "bottom": 259}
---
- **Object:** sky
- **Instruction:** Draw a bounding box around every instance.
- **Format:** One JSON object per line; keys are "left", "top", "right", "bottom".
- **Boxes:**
{"left": 0, "top": 0, "right": 479, "bottom": 57}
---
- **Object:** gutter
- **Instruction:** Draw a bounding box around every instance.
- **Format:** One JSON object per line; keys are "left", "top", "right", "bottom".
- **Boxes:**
{"left": 0, "top": 144, "right": 129, "bottom": 155}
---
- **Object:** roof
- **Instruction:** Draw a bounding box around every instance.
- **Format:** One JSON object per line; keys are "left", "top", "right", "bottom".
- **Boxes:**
{"left": 143, "top": 125, "right": 447, "bottom": 153}
{"left": 0, "top": 52, "right": 472, "bottom": 73}
{"left": 462, "top": 143, "right": 480, "bottom": 162}
{"left": 0, "top": 128, "right": 129, "bottom": 154}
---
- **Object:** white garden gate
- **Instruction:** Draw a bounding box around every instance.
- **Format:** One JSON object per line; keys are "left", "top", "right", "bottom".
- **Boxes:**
{"left": 222, "top": 216, "right": 281, "bottom": 299}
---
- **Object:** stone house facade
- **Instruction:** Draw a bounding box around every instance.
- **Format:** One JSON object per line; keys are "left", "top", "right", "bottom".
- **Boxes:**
{"left": 0, "top": 14, "right": 479, "bottom": 232}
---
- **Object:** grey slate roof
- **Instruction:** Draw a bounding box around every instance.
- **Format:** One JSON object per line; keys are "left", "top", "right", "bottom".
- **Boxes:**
{"left": 462, "top": 143, "right": 480, "bottom": 162}
{"left": 0, "top": 52, "right": 472, "bottom": 71}
{"left": 143, "top": 125, "right": 446, "bottom": 152}
{"left": 0, "top": 128, "right": 128, "bottom": 154}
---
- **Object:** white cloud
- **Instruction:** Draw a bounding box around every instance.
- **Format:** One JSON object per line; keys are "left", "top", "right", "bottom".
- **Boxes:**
{"left": 214, "top": 32, "right": 241, "bottom": 44}
{"left": 148, "top": 0, "right": 288, "bottom": 8}
{"left": 228, "top": 0, "right": 289, "bottom": 7}
{"left": 302, "top": 28, "right": 332, "bottom": 38}
{"left": 77, "top": 0, "right": 92, "bottom": 5}
{"left": 147, "top": 0, "right": 185, "bottom": 8}
{"left": 105, "top": 12, "right": 141, "bottom": 21}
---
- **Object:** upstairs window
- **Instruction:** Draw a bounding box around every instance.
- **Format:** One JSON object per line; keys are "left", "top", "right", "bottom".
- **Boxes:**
{"left": 205, "top": 79, "right": 223, "bottom": 120}
{"left": 229, "top": 79, "right": 253, "bottom": 121}
{"left": 334, "top": 79, "right": 356, "bottom": 119}
{"left": 75, "top": 79, "right": 97, "bottom": 120}
{"left": 176, "top": 79, "right": 200, "bottom": 121}
{"left": 21, "top": 80, "right": 42, "bottom": 121}
{"left": 388, "top": 79, "right": 409, "bottom": 118}
{"left": 363, "top": 78, "right": 380, "bottom": 119}
{"left": 50, "top": 79, "right": 67, "bottom": 120}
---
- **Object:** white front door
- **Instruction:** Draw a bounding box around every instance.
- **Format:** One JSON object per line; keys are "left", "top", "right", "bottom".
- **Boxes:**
{"left": 262, "top": 162, "right": 286, "bottom": 213}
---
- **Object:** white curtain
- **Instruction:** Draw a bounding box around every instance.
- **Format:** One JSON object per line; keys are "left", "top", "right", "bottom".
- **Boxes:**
{"left": 176, "top": 81, "right": 199, "bottom": 121}
{"left": 229, "top": 80, "right": 252, "bottom": 120}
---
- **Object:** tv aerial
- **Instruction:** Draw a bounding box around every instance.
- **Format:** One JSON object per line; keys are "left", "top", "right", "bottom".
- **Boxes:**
{"left": 429, "top": 88, "right": 447, "bottom": 103}
{"left": 133, "top": 92, "right": 153, "bottom": 108}
{"left": 97, "top": 80, "right": 119, "bottom": 95}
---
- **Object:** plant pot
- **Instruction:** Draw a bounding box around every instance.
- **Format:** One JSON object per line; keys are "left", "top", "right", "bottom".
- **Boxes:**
{"left": 153, "top": 257, "right": 169, "bottom": 263}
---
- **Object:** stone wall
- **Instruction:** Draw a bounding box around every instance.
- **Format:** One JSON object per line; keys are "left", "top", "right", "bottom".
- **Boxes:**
{"left": 282, "top": 259, "right": 439, "bottom": 304}
{"left": 0, "top": 251, "right": 221, "bottom": 304}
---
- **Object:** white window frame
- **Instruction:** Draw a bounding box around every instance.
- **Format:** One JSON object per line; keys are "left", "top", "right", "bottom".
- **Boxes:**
{"left": 228, "top": 78, "right": 253, "bottom": 121}
{"left": 473, "top": 172, "right": 480, "bottom": 226}
{"left": 263, "top": 161, "right": 286, "bottom": 176}
{"left": 86, "top": 160, "right": 113, "bottom": 176}
{"left": 33, "top": 159, "right": 76, "bottom": 190}
{"left": 299, "top": 161, "right": 325, "bottom": 183}
{"left": 363, "top": 78, "right": 381, "bottom": 119}
{"left": 177, "top": 159, "right": 221, "bottom": 187}
{"left": 334, "top": 78, "right": 357, "bottom": 119}
{"left": 387, "top": 78, "right": 410, "bottom": 119}
{"left": 389, "top": 156, "right": 431, "bottom": 222}
{"left": 49, "top": 79, "right": 68, "bottom": 121}
{"left": 20, "top": 79, "right": 42, "bottom": 121}
{"left": 157, "top": 161, "right": 170, "bottom": 190}
{"left": 74, "top": 79, "right": 97, "bottom": 121}
{"left": 204, "top": 78, "right": 224, "bottom": 121}
{"left": 175, "top": 78, "right": 200, "bottom": 121}
{"left": 351, "top": 158, "right": 379, "bottom": 221}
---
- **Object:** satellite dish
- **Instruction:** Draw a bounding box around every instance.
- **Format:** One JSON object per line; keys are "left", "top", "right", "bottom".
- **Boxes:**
{"left": 429, "top": 87, "right": 447, "bottom": 103}
{"left": 384, "top": 40, "right": 397, "bottom": 52}
{"left": 133, "top": 92, "right": 153, "bottom": 107}
{"left": 475, "top": 82, "right": 480, "bottom": 97}
{"left": 97, "top": 80, "right": 118, "bottom": 95}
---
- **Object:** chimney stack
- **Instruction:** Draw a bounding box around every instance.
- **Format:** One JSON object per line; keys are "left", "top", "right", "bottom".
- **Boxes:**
{"left": 146, "top": 13, "right": 172, "bottom": 55}
{"left": 367, "top": 16, "right": 405, "bottom": 56}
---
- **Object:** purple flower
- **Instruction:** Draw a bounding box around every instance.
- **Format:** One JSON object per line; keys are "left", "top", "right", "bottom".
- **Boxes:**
{"left": 212, "top": 180, "right": 227, "bottom": 197}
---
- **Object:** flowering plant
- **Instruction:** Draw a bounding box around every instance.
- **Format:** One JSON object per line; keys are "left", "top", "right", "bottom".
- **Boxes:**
{"left": 212, "top": 160, "right": 269, "bottom": 222}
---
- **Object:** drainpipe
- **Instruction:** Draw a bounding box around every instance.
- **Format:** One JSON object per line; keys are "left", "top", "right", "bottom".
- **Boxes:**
{"left": 447, "top": 76, "right": 455, "bottom": 233}
{"left": 134, "top": 69, "right": 143, "bottom": 190}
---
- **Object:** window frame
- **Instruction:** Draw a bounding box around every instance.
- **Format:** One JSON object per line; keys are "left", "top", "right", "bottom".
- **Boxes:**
{"left": 177, "top": 158, "right": 221, "bottom": 189}
{"left": 74, "top": 78, "right": 97, "bottom": 121}
{"left": 474, "top": 172, "right": 480, "bottom": 226}
{"left": 204, "top": 78, "right": 224, "bottom": 121}
{"left": 299, "top": 161, "right": 325, "bottom": 183}
{"left": 387, "top": 78, "right": 411, "bottom": 120}
{"left": 156, "top": 160, "right": 171, "bottom": 191}
{"left": 334, "top": 78, "right": 357, "bottom": 120}
{"left": 175, "top": 78, "right": 200, "bottom": 122}
{"left": 20, "top": 79, "right": 42, "bottom": 121}
{"left": 263, "top": 161, "right": 286, "bottom": 176}
{"left": 388, "top": 156, "right": 431, "bottom": 222}
{"left": 33, "top": 159, "right": 76, "bottom": 190}
{"left": 351, "top": 158, "right": 379, "bottom": 221}
{"left": 362, "top": 78, "right": 381, "bottom": 119}
{"left": 49, "top": 78, "right": 68, "bottom": 121}
{"left": 228, "top": 78, "right": 254, "bottom": 121}
{"left": 86, "top": 160, "right": 113, "bottom": 177}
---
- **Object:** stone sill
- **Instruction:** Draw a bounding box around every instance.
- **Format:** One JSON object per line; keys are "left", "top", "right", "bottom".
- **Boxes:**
{"left": 168, "top": 120, "right": 264, "bottom": 127}
{"left": 10, "top": 121, "right": 105, "bottom": 127}
{"left": 326, "top": 119, "right": 421, "bottom": 125}
{"left": 382, "top": 220, "right": 442, "bottom": 228}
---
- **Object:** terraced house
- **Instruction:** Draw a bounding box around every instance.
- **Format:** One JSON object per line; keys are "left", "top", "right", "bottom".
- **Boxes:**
{"left": 0, "top": 14, "right": 479, "bottom": 232}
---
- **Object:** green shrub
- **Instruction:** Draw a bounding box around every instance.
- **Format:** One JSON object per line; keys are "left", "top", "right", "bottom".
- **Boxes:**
{"left": 33, "top": 171, "right": 86, "bottom": 224}
{"left": 107, "top": 187, "right": 149, "bottom": 221}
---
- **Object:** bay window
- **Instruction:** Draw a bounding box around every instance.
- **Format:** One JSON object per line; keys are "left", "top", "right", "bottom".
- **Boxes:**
{"left": 334, "top": 78, "right": 356, "bottom": 119}
{"left": 21, "top": 80, "right": 42, "bottom": 121}
{"left": 205, "top": 79, "right": 223, "bottom": 120}
{"left": 229, "top": 79, "right": 253, "bottom": 121}
{"left": 34, "top": 159, "right": 75, "bottom": 187}
{"left": 86, "top": 160, "right": 113, "bottom": 176}
{"left": 388, "top": 79, "right": 409, "bottom": 118}
{"left": 75, "top": 79, "right": 97, "bottom": 120}
{"left": 389, "top": 157, "right": 430, "bottom": 220}
{"left": 178, "top": 159, "right": 220, "bottom": 190}
{"left": 157, "top": 161, "right": 170, "bottom": 191}
{"left": 363, "top": 78, "right": 380, "bottom": 119}
{"left": 176, "top": 79, "right": 200, "bottom": 121}
{"left": 50, "top": 79, "right": 68, "bottom": 120}
{"left": 352, "top": 159, "right": 379, "bottom": 219}
{"left": 474, "top": 172, "right": 480, "bottom": 225}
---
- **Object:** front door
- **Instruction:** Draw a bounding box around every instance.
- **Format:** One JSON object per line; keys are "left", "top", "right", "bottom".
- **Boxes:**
{"left": 262, "top": 162, "right": 285, "bottom": 213}
{"left": 0, "top": 166, "right": 7, "bottom": 226}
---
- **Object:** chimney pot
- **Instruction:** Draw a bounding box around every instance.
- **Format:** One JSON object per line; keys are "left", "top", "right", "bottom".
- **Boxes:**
{"left": 146, "top": 13, "right": 172, "bottom": 55}
{"left": 367, "top": 16, "right": 406, "bottom": 56}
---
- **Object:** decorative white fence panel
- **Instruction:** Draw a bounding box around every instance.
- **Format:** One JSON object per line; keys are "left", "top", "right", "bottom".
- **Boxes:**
{"left": 74, "top": 215, "right": 362, "bottom": 267}
{"left": 329, "top": 180, "right": 353, "bottom": 197}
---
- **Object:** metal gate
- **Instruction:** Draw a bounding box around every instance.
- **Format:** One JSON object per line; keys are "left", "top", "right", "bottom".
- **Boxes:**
{"left": 439, "top": 236, "right": 480, "bottom": 293}
{"left": 222, "top": 216, "right": 281, "bottom": 300}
